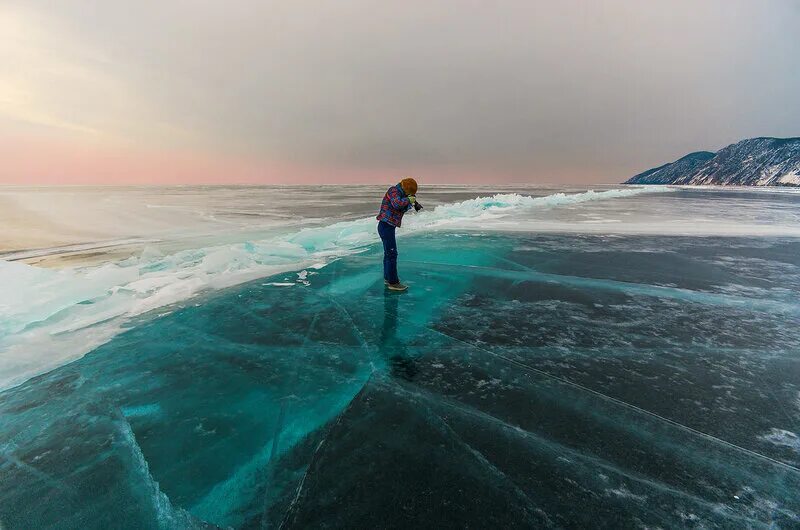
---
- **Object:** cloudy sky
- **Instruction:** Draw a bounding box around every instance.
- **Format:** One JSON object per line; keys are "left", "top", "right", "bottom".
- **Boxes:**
{"left": 1, "top": 0, "right": 799, "bottom": 185}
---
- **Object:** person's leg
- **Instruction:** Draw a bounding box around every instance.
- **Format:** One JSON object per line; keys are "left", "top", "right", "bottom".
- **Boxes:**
{"left": 377, "top": 222, "right": 388, "bottom": 281}
{"left": 377, "top": 222, "right": 399, "bottom": 284}
{"left": 385, "top": 224, "right": 399, "bottom": 284}
{"left": 378, "top": 223, "right": 389, "bottom": 282}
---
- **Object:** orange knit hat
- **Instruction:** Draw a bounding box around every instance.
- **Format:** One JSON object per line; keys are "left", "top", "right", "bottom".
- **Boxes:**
{"left": 400, "top": 177, "right": 418, "bottom": 195}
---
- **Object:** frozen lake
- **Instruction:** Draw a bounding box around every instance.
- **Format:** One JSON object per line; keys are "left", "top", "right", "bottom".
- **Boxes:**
{"left": 1, "top": 185, "right": 799, "bottom": 527}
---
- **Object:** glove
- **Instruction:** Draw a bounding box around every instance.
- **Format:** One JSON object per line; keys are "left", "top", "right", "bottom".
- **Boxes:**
{"left": 407, "top": 195, "right": 416, "bottom": 204}
{"left": 413, "top": 202, "right": 423, "bottom": 212}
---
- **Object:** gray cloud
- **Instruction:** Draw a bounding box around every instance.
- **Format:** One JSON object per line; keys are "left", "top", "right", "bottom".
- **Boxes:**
{"left": 3, "top": 0, "right": 800, "bottom": 182}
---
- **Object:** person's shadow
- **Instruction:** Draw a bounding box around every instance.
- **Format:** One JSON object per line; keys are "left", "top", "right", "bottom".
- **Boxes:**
{"left": 379, "top": 290, "right": 419, "bottom": 382}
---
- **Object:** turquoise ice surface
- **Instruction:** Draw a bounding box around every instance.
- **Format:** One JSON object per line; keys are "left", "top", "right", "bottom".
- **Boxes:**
{"left": 1, "top": 232, "right": 799, "bottom": 528}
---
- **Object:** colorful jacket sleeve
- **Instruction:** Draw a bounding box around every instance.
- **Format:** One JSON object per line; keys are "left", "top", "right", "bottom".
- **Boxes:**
{"left": 387, "top": 186, "right": 411, "bottom": 211}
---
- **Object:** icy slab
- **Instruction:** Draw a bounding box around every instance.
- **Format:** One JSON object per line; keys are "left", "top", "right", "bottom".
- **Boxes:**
{"left": 1, "top": 232, "right": 799, "bottom": 528}
{"left": 0, "top": 187, "right": 669, "bottom": 391}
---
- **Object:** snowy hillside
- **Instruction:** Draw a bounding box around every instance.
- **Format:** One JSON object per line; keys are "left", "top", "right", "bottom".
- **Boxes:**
{"left": 626, "top": 137, "right": 800, "bottom": 186}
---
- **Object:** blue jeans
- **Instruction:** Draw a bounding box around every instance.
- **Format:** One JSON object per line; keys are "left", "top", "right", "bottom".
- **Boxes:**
{"left": 377, "top": 221, "right": 399, "bottom": 284}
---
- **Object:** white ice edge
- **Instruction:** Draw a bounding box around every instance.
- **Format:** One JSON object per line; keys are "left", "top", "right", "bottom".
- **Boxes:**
{"left": 0, "top": 186, "right": 666, "bottom": 391}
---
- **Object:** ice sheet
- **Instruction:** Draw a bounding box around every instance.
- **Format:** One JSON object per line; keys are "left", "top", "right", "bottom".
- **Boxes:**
{"left": 1, "top": 232, "right": 798, "bottom": 528}
{"left": 3, "top": 185, "right": 800, "bottom": 527}
{"left": 0, "top": 186, "right": 666, "bottom": 390}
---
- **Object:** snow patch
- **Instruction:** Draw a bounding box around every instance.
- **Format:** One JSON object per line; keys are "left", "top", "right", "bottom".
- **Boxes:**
{"left": 606, "top": 486, "right": 647, "bottom": 502}
{"left": 759, "top": 428, "right": 800, "bottom": 453}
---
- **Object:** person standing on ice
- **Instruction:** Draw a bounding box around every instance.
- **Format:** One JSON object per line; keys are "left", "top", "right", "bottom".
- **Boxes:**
{"left": 376, "top": 177, "right": 421, "bottom": 291}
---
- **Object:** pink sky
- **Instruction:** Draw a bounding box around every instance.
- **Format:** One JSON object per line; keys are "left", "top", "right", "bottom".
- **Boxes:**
{"left": 0, "top": 137, "right": 603, "bottom": 186}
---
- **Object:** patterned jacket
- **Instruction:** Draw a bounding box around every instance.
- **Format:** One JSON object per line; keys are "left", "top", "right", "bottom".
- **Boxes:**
{"left": 376, "top": 184, "right": 412, "bottom": 227}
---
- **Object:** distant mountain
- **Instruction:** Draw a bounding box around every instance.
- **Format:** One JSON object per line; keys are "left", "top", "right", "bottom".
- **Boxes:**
{"left": 627, "top": 151, "right": 715, "bottom": 185}
{"left": 625, "top": 137, "right": 800, "bottom": 186}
